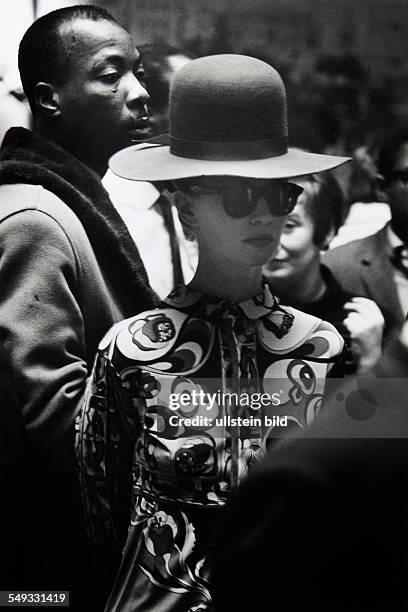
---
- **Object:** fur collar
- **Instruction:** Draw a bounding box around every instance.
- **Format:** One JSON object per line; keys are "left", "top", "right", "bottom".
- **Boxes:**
{"left": 0, "top": 128, "right": 158, "bottom": 315}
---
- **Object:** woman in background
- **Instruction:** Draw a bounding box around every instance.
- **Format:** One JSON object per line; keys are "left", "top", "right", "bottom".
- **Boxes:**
{"left": 264, "top": 172, "right": 384, "bottom": 374}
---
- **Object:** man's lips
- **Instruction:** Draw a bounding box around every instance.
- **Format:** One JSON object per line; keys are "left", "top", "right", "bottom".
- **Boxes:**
{"left": 127, "top": 115, "right": 150, "bottom": 132}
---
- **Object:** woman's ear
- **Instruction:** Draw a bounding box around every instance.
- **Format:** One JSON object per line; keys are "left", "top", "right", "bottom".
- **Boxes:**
{"left": 174, "top": 191, "right": 196, "bottom": 228}
{"left": 34, "top": 82, "right": 61, "bottom": 118}
{"left": 174, "top": 191, "right": 197, "bottom": 241}
{"left": 319, "top": 226, "right": 336, "bottom": 251}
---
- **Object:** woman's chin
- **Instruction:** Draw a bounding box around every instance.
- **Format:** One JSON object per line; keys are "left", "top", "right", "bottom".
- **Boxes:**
{"left": 263, "top": 261, "right": 290, "bottom": 278}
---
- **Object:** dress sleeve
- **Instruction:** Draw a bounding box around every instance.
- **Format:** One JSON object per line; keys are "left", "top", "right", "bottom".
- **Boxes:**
{"left": 76, "top": 324, "right": 142, "bottom": 552}
{"left": 0, "top": 209, "right": 88, "bottom": 473}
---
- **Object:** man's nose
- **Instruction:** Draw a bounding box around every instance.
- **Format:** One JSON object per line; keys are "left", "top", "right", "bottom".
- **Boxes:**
{"left": 125, "top": 72, "right": 149, "bottom": 108}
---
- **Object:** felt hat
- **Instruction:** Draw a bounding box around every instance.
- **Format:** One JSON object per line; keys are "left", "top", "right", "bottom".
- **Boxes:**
{"left": 110, "top": 54, "right": 350, "bottom": 181}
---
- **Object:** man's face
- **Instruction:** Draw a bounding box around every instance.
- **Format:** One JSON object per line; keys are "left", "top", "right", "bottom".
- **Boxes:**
{"left": 148, "top": 53, "right": 191, "bottom": 135}
{"left": 386, "top": 142, "right": 408, "bottom": 244}
{"left": 55, "top": 18, "right": 150, "bottom": 169}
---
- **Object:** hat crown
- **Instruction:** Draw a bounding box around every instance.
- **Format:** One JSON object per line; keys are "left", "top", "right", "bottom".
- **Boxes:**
{"left": 169, "top": 54, "right": 288, "bottom": 160}
{"left": 109, "top": 53, "right": 350, "bottom": 182}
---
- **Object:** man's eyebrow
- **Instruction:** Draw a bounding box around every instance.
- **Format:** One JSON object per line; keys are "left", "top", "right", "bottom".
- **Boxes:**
{"left": 92, "top": 54, "right": 125, "bottom": 69}
{"left": 92, "top": 51, "right": 141, "bottom": 71}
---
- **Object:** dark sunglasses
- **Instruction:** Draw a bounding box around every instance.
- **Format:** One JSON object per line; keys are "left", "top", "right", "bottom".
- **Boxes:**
{"left": 171, "top": 177, "right": 303, "bottom": 218}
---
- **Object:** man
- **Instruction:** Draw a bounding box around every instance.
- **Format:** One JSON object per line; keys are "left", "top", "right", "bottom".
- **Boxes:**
{"left": 324, "top": 127, "right": 408, "bottom": 332}
{"left": 0, "top": 6, "right": 156, "bottom": 607}
{"left": 0, "top": 347, "right": 23, "bottom": 589}
{"left": 103, "top": 43, "right": 197, "bottom": 298}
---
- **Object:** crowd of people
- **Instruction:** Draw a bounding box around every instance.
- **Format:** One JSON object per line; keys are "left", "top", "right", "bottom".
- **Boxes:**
{"left": 1, "top": 5, "right": 408, "bottom": 611}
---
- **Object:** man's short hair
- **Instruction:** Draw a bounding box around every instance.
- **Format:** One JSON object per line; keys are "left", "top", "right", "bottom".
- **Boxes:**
{"left": 301, "top": 173, "right": 346, "bottom": 247}
{"left": 377, "top": 125, "right": 408, "bottom": 183}
{"left": 18, "top": 5, "right": 117, "bottom": 113}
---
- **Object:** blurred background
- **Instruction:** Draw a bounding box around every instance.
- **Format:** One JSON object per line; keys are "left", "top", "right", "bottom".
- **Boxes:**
{"left": 1, "top": 0, "right": 408, "bottom": 157}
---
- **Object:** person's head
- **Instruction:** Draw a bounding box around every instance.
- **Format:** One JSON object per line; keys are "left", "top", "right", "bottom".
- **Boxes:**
{"left": 18, "top": 5, "right": 150, "bottom": 174}
{"left": 138, "top": 43, "right": 192, "bottom": 135}
{"left": 377, "top": 126, "right": 408, "bottom": 243}
{"left": 173, "top": 176, "right": 303, "bottom": 269}
{"left": 110, "top": 55, "right": 349, "bottom": 272}
{"left": 347, "top": 145, "right": 381, "bottom": 205}
{"left": 264, "top": 172, "right": 346, "bottom": 289}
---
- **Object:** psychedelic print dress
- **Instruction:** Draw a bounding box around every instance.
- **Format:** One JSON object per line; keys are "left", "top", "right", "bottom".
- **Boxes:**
{"left": 77, "top": 283, "right": 343, "bottom": 612}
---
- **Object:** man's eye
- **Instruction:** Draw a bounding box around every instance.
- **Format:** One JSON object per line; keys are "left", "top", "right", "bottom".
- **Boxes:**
{"left": 100, "top": 72, "right": 120, "bottom": 85}
{"left": 135, "top": 70, "right": 146, "bottom": 85}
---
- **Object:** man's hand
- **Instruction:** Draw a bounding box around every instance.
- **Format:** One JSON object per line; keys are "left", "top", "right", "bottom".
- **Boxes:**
{"left": 343, "top": 297, "right": 385, "bottom": 373}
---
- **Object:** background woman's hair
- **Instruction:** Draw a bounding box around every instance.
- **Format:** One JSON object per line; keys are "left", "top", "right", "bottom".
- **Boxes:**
{"left": 301, "top": 172, "right": 347, "bottom": 248}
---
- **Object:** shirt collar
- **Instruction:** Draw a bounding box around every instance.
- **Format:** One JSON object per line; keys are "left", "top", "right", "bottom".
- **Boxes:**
{"left": 164, "top": 281, "right": 287, "bottom": 321}
{"left": 103, "top": 169, "right": 160, "bottom": 210}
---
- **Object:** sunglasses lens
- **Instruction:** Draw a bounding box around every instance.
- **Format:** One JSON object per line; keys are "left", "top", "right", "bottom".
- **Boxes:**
{"left": 174, "top": 179, "right": 303, "bottom": 218}
{"left": 223, "top": 185, "right": 252, "bottom": 217}
{"left": 285, "top": 183, "right": 303, "bottom": 213}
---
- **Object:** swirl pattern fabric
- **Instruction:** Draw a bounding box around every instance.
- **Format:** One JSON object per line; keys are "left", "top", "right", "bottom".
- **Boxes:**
{"left": 76, "top": 283, "right": 343, "bottom": 611}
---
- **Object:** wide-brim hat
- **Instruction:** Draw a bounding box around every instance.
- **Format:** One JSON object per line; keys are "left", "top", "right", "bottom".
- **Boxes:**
{"left": 110, "top": 54, "right": 350, "bottom": 181}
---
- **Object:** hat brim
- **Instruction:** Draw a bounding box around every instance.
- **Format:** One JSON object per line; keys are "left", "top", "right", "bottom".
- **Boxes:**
{"left": 109, "top": 144, "right": 350, "bottom": 182}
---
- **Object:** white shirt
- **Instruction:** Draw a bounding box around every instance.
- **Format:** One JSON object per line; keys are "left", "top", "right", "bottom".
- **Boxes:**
{"left": 330, "top": 201, "right": 391, "bottom": 249}
{"left": 103, "top": 169, "right": 197, "bottom": 299}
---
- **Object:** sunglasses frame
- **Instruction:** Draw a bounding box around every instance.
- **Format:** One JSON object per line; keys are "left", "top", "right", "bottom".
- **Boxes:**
{"left": 171, "top": 178, "right": 303, "bottom": 218}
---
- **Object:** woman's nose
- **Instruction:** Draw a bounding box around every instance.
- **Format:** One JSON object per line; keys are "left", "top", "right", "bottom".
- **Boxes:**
{"left": 249, "top": 196, "right": 273, "bottom": 224}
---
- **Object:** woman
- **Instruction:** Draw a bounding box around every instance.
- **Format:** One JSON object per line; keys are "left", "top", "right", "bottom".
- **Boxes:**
{"left": 77, "top": 55, "right": 349, "bottom": 611}
{"left": 264, "top": 172, "right": 384, "bottom": 374}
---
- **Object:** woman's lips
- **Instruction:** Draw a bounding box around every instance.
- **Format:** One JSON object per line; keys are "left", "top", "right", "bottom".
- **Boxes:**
{"left": 266, "top": 257, "right": 288, "bottom": 269}
{"left": 244, "top": 235, "right": 275, "bottom": 247}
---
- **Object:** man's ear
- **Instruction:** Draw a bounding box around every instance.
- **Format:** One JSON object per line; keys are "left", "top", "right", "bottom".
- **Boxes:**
{"left": 34, "top": 82, "right": 61, "bottom": 118}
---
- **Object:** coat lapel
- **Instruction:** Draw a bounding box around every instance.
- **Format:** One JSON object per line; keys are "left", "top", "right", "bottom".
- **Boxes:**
{"left": 358, "top": 227, "right": 404, "bottom": 324}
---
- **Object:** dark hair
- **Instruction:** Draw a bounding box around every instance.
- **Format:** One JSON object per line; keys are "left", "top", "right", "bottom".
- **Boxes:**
{"left": 18, "top": 5, "right": 117, "bottom": 113}
{"left": 377, "top": 125, "right": 408, "bottom": 184}
{"left": 138, "top": 43, "right": 193, "bottom": 113}
{"left": 301, "top": 173, "right": 346, "bottom": 247}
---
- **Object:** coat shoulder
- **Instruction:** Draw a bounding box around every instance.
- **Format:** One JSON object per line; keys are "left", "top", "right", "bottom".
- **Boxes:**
{"left": 325, "top": 233, "right": 375, "bottom": 261}
{"left": 324, "top": 229, "right": 385, "bottom": 273}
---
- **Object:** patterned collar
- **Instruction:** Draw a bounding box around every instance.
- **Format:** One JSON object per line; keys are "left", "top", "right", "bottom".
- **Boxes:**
{"left": 164, "top": 281, "right": 292, "bottom": 323}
